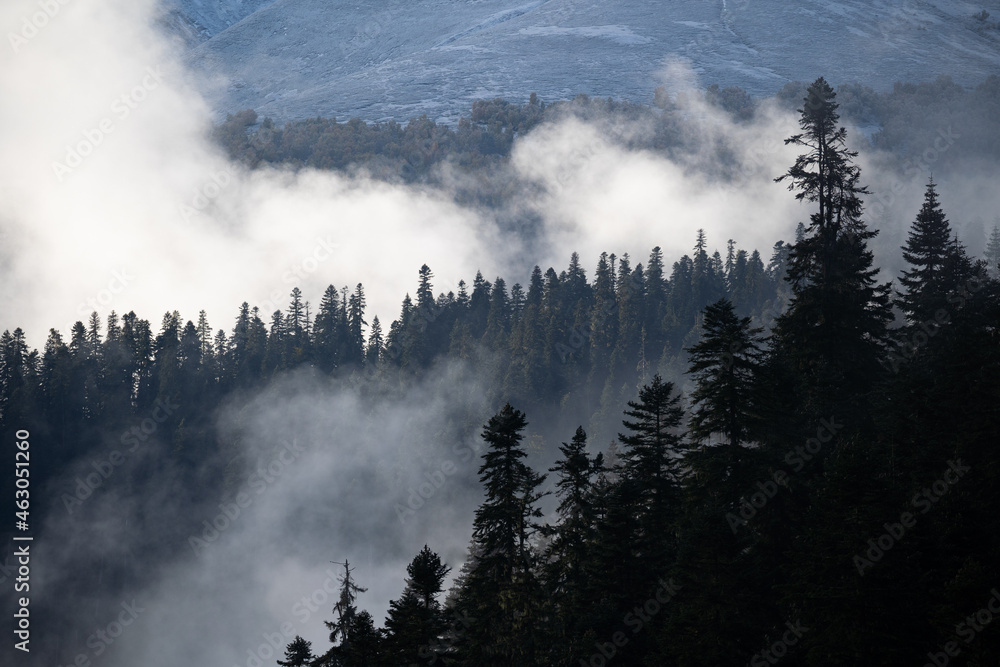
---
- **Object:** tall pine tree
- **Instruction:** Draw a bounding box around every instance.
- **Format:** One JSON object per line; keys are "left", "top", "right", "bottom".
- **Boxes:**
{"left": 772, "top": 76, "right": 892, "bottom": 423}
{"left": 452, "top": 404, "right": 547, "bottom": 666}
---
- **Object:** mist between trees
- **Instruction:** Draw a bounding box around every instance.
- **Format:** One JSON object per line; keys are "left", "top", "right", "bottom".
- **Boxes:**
{"left": 2, "top": 76, "right": 1000, "bottom": 666}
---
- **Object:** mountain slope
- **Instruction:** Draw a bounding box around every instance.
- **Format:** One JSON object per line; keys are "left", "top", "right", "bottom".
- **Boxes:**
{"left": 162, "top": 0, "right": 279, "bottom": 42}
{"left": 178, "top": 0, "right": 1000, "bottom": 123}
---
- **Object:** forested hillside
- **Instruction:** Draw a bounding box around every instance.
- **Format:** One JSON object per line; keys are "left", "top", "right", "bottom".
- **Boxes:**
{"left": 3, "top": 79, "right": 1000, "bottom": 665}
{"left": 260, "top": 79, "right": 1000, "bottom": 667}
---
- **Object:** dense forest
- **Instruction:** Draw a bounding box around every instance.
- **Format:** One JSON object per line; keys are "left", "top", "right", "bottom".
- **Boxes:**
{"left": 3, "top": 78, "right": 1000, "bottom": 665}
{"left": 212, "top": 75, "right": 1000, "bottom": 190}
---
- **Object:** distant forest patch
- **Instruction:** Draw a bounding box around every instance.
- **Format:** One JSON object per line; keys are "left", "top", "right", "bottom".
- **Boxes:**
{"left": 213, "top": 75, "right": 1000, "bottom": 186}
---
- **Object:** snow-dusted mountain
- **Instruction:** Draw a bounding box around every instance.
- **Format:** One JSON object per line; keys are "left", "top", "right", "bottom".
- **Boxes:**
{"left": 171, "top": 0, "right": 1000, "bottom": 123}
{"left": 161, "top": 0, "right": 278, "bottom": 42}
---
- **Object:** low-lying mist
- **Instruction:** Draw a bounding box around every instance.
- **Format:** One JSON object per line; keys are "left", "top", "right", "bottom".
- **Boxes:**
{"left": 35, "top": 359, "right": 501, "bottom": 666}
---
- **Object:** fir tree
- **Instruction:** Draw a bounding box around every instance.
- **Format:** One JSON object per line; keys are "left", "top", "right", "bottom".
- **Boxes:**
{"left": 416, "top": 264, "right": 435, "bottom": 312}
{"left": 196, "top": 310, "right": 214, "bottom": 366}
{"left": 344, "top": 610, "right": 383, "bottom": 666}
{"left": 896, "top": 179, "right": 970, "bottom": 321}
{"left": 365, "top": 316, "right": 383, "bottom": 366}
{"left": 468, "top": 271, "right": 492, "bottom": 339}
{"left": 346, "top": 284, "right": 367, "bottom": 365}
{"left": 588, "top": 252, "right": 618, "bottom": 378}
{"left": 453, "top": 404, "right": 547, "bottom": 666}
{"left": 407, "top": 545, "right": 451, "bottom": 609}
{"left": 509, "top": 283, "right": 525, "bottom": 324}
{"left": 610, "top": 256, "right": 645, "bottom": 387}
{"left": 383, "top": 546, "right": 451, "bottom": 665}
{"left": 645, "top": 246, "right": 668, "bottom": 352}
{"left": 263, "top": 310, "right": 286, "bottom": 376}
{"left": 616, "top": 376, "right": 686, "bottom": 569}
{"left": 686, "top": 298, "right": 763, "bottom": 448}
{"left": 483, "top": 277, "right": 510, "bottom": 347}
{"left": 0, "top": 328, "right": 37, "bottom": 427}
{"left": 543, "top": 426, "right": 604, "bottom": 662}
{"left": 285, "top": 287, "right": 310, "bottom": 365}
{"left": 277, "top": 636, "right": 314, "bottom": 667}
{"left": 662, "top": 300, "right": 770, "bottom": 663}
{"left": 314, "top": 285, "right": 342, "bottom": 373}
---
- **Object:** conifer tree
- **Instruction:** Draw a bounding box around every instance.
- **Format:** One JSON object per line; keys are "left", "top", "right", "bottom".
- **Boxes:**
{"left": 346, "top": 284, "right": 367, "bottom": 365}
{"left": 543, "top": 426, "right": 603, "bottom": 661}
{"left": 610, "top": 256, "right": 644, "bottom": 384}
{"left": 546, "top": 428, "right": 602, "bottom": 580}
{"left": 195, "top": 310, "right": 212, "bottom": 356}
{"left": 314, "top": 285, "right": 342, "bottom": 373}
{"left": 455, "top": 279, "right": 469, "bottom": 309}
{"left": 263, "top": 310, "right": 286, "bottom": 376}
{"left": 407, "top": 545, "right": 451, "bottom": 609}
{"left": 896, "top": 179, "right": 971, "bottom": 322}
{"left": 230, "top": 302, "right": 251, "bottom": 380}
{"left": 365, "top": 316, "right": 383, "bottom": 366}
{"left": 152, "top": 311, "right": 182, "bottom": 405}
{"left": 728, "top": 248, "right": 750, "bottom": 311}
{"left": 416, "top": 264, "right": 435, "bottom": 312}
{"left": 691, "top": 229, "right": 712, "bottom": 305}
{"left": 745, "top": 249, "right": 771, "bottom": 310}
{"left": 504, "top": 266, "right": 546, "bottom": 403}
{"left": 588, "top": 252, "right": 617, "bottom": 378}
{"left": 177, "top": 321, "right": 203, "bottom": 413}
{"left": 277, "top": 636, "right": 314, "bottom": 667}
{"left": 86, "top": 312, "right": 102, "bottom": 354}
{"left": 383, "top": 546, "right": 451, "bottom": 665}
{"left": 616, "top": 375, "right": 686, "bottom": 574}
{"left": 324, "top": 559, "right": 368, "bottom": 656}
{"left": 287, "top": 287, "right": 306, "bottom": 337}
{"left": 645, "top": 246, "right": 668, "bottom": 352}
{"left": 725, "top": 238, "right": 737, "bottom": 283}
{"left": 483, "top": 277, "right": 510, "bottom": 347}
{"left": 986, "top": 223, "right": 1000, "bottom": 276}
{"left": 508, "top": 283, "right": 525, "bottom": 324}
{"left": 100, "top": 311, "right": 137, "bottom": 417}
{"left": 338, "top": 610, "right": 383, "bottom": 667}
{"left": 662, "top": 300, "right": 770, "bottom": 663}
{"left": 314, "top": 562, "right": 383, "bottom": 667}
{"left": 772, "top": 76, "right": 891, "bottom": 421}
{"left": 453, "top": 404, "right": 547, "bottom": 666}
{"left": 766, "top": 240, "right": 789, "bottom": 284}
{"left": 686, "top": 298, "right": 763, "bottom": 448}
{"left": 468, "top": 271, "right": 492, "bottom": 339}
{"left": 563, "top": 251, "right": 590, "bottom": 307}
{"left": 122, "top": 311, "right": 154, "bottom": 405}
{"left": 244, "top": 307, "right": 268, "bottom": 385}
{"left": 0, "top": 328, "right": 37, "bottom": 427}
{"left": 401, "top": 264, "right": 441, "bottom": 367}
{"left": 285, "top": 288, "right": 311, "bottom": 366}
{"left": 40, "top": 329, "right": 71, "bottom": 435}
